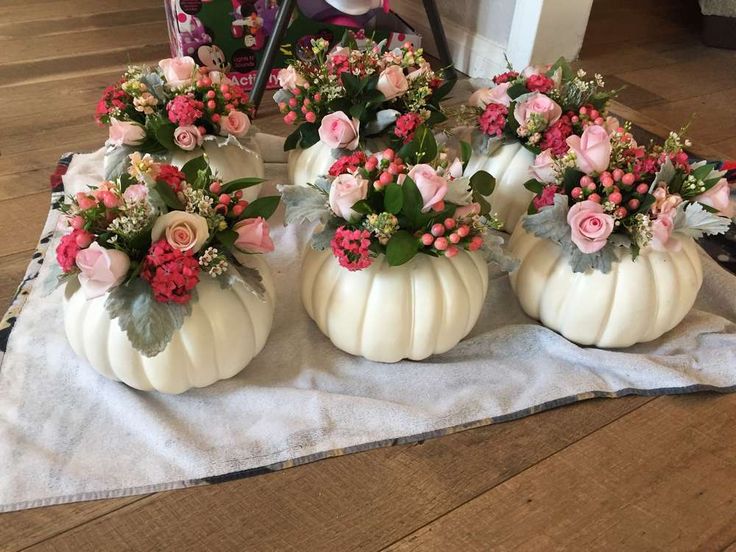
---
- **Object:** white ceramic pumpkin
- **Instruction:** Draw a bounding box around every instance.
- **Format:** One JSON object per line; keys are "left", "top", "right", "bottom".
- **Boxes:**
{"left": 507, "top": 223, "right": 703, "bottom": 348}
{"left": 170, "top": 136, "right": 265, "bottom": 203}
{"left": 464, "top": 141, "right": 536, "bottom": 232}
{"left": 62, "top": 255, "right": 275, "bottom": 394}
{"left": 287, "top": 138, "right": 388, "bottom": 187}
{"left": 301, "top": 247, "right": 489, "bottom": 362}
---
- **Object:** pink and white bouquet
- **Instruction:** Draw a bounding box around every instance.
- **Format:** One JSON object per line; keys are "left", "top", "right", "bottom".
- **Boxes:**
{"left": 96, "top": 57, "right": 253, "bottom": 155}
{"left": 521, "top": 125, "right": 734, "bottom": 272}
{"left": 280, "top": 126, "right": 515, "bottom": 270}
{"left": 462, "top": 58, "right": 618, "bottom": 156}
{"left": 56, "top": 154, "right": 278, "bottom": 355}
{"left": 274, "top": 33, "right": 452, "bottom": 151}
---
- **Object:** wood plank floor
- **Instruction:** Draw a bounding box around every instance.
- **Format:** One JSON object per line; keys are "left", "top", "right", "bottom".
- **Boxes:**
{"left": 1, "top": 1, "right": 735, "bottom": 550}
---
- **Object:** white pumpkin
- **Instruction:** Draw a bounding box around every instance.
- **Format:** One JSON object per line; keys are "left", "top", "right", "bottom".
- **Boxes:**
{"left": 464, "top": 141, "right": 536, "bottom": 232}
{"left": 170, "top": 136, "right": 265, "bottom": 203}
{"left": 287, "top": 138, "right": 388, "bottom": 187}
{"left": 301, "top": 247, "right": 489, "bottom": 362}
{"left": 507, "top": 223, "right": 703, "bottom": 348}
{"left": 63, "top": 255, "right": 275, "bottom": 394}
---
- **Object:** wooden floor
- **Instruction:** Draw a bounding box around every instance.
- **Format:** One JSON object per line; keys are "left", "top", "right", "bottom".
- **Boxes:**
{"left": 1, "top": 1, "right": 736, "bottom": 550}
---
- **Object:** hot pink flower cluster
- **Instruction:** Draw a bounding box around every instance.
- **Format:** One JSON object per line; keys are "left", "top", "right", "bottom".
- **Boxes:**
{"left": 141, "top": 239, "right": 201, "bottom": 303}
{"left": 329, "top": 151, "right": 368, "bottom": 177}
{"left": 525, "top": 74, "right": 555, "bottom": 93}
{"left": 167, "top": 95, "right": 204, "bottom": 126}
{"left": 95, "top": 81, "right": 130, "bottom": 125}
{"left": 539, "top": 115, "right": 573, "bottom": 155}
{"left": 478, "top": 104, "right": 508, "bottom": 137}
{"left": 492, "top": 71, "right": 518, "bottom": 84}
{"left": 56, "top": 229, "right": 92, "bottom": 272}
{"left": 331, "top": 227, "right": 373, "bottom": 271}
{"left": 157, "top": 164, "right": 187, "bottom": 193}
{"left": 394, "top": 112, "right": 423, "bottom": 143}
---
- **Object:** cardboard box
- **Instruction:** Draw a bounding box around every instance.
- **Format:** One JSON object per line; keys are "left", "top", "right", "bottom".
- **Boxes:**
{"left": 164, "top": 0, "right": 421, "bottom": 90}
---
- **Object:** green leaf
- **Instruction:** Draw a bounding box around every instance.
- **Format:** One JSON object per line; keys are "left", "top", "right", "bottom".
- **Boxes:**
{"left": 547, "top": 56, "right": 574, "bottom": 80}
{"left": 413, "top": 125, "right": 438, "bottom": 164}
{"left": 350, "top": 199, "right": 373, "bottom": 215}
{"left": 350, "top": 103, "right": 366, "bottom": 121}
{"left": 221, "top": 177, "right": 265, "bottom": 194}
{"left": 385, "top": 230, "right": 419, "bottom": 266}
{"left": 562, "top": 167, "right": 584, "bottom": 194}
{"left": 523, "top": 178, "right": 545, "bottom": 194}
{"left": 401, "top": 176, "right": 424, "bottom": 224}
{"left": 470, "top": 170, "right": 496, "bottom": 196}
{"left": 153, "top": 120, "right": 177, "bottom": 151}
{"left": 105, "top": 278, "right": 193, "bottom": 357}
{"left": 180, "top": 155, "right": 208, "bottom": 183}
{"left": 384, "top": 183, "right": 403, "bottom": 214}
{"left": 241, "top": 196, "right": 280, "bottom": 220}
{"left": 460, "top": 141, "right": 472, "bottom": 171}
{"left": 225, "top": 254, "right": 266, "bottom": 299}
{"left": 432, "top": 78, "right": 456, "bottom": 102}
{"left": 284, "top": 127, "right": 302, "bottom": 151}
{"left": 342, "top": 73, "right": 361, "bottom": 95}
{"left": 473, "top": 191, "right": 492, "bottom": 217}
{"left": 153, "top": 181, "right": 184, "bottom": 210}
{"left": 507, "top": 83, "right": 529, "bottom": 99}
{"left": 284, "top": 123, "right": 320, "bottom": 150}
{"left": 216, "top": 229, "right": 238, "bottom": 249}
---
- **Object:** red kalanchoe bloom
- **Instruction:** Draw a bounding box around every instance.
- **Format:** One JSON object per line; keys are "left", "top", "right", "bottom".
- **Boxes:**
{"left": 328, "top": 151, "right": 368, "bottom": 177}
{"left": 328, "top": 54, "right": 351, "bottom": 76}
{"left": 394, "top": 112, "right": 423, "bottom": 144}
{"left": 95, "top": 82, "right": 129, "bottom": 125}
{"left": 525, "top": 74, "right": 555, "bottom": 93}
{"left": 533, "top": 185, "right": 560, "bottom": 211}
{"left": 492, "top": 71, "right": 519, "bottom": 85}
{"left": 56, "top": 230, "right": 86, "bottom": 273}
{"left": 156, "top": 164, "right": 187, "bottom": 193}
{"left": 167, "top": 95, "right": 204, "bottom": 126}
{"left": 539, "top": 115, "right": 573, "bottom": 156}
{"left": 478, "top": 103, "right": 508, "bottom": 137}
{"left": 331, "top": 227, "right": 373, "bottom": 271}
{"left": 141, "top": 239, "right": 201, "bottom": 303}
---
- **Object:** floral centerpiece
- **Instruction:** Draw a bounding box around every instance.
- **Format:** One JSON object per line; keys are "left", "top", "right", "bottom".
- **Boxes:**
{"left": 458, "top": 57, "right": 618, "bottom": 230}
{"left": 279, "top": 127, "right": 512, "bottom": 362}
{"left": 508, "top": 126, "right": 734, "bottom": 347}
{"left": 274, "top": 33, "right": 453, "bottom": 187}
{"left": 57, "top": 154, "right": 278, "bottom": 393}
{"left": 96, "top": 57, "right": 264, "bottom": 201}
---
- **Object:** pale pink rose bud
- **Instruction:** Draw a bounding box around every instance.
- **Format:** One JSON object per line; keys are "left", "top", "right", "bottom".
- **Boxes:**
{"left": 108, "top": 119, "right": 146, "bottom": 146}
{"left": 329, "top": 173, "right": 369, "bottom": 221}
{"left": 407, "top": 164, "right": 449, "bottom": 213}
{"left": 151, "top": 211, "right": 209, "bottom": 252}
{"left": 277, "top": 65, "right": 308, "bottom": 90}
{"left": 531, "top": 149, "right": 557, "bottom": 183}
{"left": 567, "top": 200, "right": 615, "bottom": 254}
{"left": 376, "top": 65, "right": 409, "bottom": 100}
{"left": 173, "top": 125, "right": 203, "bottom": 151}
{"left": 468, "top": 82, "right": 511, "bottom": 109}
{"left": 219, "top": 110, "right": 251, "bottom": 137}
{"left": 650, "top": 211, "right": 681, "bottom": 252}
{"left": 233, "top": 217, "right": 275, "bottom": 254}
{"left": 159, "top": 56, "right": 197, "bottom": 89}
{"left": 75, "top": 242, "right": 130, "bottom": 299}
{"left": 513, "top": 92, "right": 562, "bottom": 128}
{"left": 694, "top": 178, "right": 735, "bottom": 218}
{"left": 566, "top": 125, "right": 612, "bottom": 175}
{"left": 122, "top": 184, "right": 148, "bottom": 203}
{"left": 318, "top": 111, "right": 360, "bottom": 150}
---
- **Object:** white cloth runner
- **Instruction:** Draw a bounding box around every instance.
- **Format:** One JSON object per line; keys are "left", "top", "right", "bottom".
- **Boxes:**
{"left": 1, "top": 148, "right": 735, "bottom": 513}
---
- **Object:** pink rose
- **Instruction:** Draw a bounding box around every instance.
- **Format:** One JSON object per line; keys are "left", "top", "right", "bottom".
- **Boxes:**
{"left": 604, "top": 116, "right": 621, "bottom": 135}
{"left": 455, "top": 202, "right": 481, "bottom": 219}
{"left": 122, "top": 184, "right": 148, "bottom": 203}
{"left": 329, "top": 173, "right": 369, "bottom": 221}
{"left": 151, "top": 211, "right": 209, "bottom": 253}
{"left": 108, "top": 119, "right": 146, "bottom": 146}
{"left": 513, "top": 92, "right": 562, "bottom": 129}
{"left": 173, "top": 125, "right": 203, "bottom": 151}
{"left": 277, "top": 65, "right": 307, "bottom": 90}
{"left": 377, "top": 65, "right": 409, "bottom": 100}
{"left": 468, "top": 82, "right": 511, "bottom": 109}
{"left": 219, "top": 110, "right": 251, "bottom": 137}
{"left": 233, "top": 217, "right": 275, "bottom": 254}
{"left": 159, "top": 57, "right": 196, "bottom": 89}
{"left": 531, "top": 149, "right": 556, "bottom": 183}
{"left": 566, "top": 125, "right": 612, "bottom": 175}
{"left": 650, "top": 211, "right": 681, "bottom": 252}
{"left": 567, "top": 200, "right": 615, "bottom": 254}
{"left": 407, "top": 164, "right": 448, "bottom": 213}
{"left": 695, "top": 178, "right": 735, "bottom": 218}
{"left": 521, "top": 64, "right": 551, "bottom": 78}
{"left": 75, "top": 242, "right": 130, "bottom": 299}
{"left": 318, "top": 111, "right": 360, "bottom": 150}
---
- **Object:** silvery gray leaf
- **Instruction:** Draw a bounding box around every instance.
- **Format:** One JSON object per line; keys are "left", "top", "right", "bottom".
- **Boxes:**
{"left": 445, "top": 176, "right": 473, "bottom": 206}
{"left": 103, "top": 143, "right": 135, "bottom": 180}
{"left": 278, "top": 184, "right": 331, "bottom": 225}
{"left": 312, "top": 176, "right": 332, "bottom": 194}
{"left": 364, "top": 109, "right": 400, "bottom": 135}
{"left": 468, "top": 77, "right": 494, "bottom": 90}
{"left": 522, "top": 194, "right": 570, "bottom": 244}
{"left": 228, "top": 261, "right": 266, "bottom": 300}
{"left": 140, "top": 72, "right": 166, "bottom": 103}
{"left": 674, "top": 202, "right": 731, "bottom": 239}
{"left": 608, "top": 233, "right": 633, "bottom": 248}
{"left": 311, "top": 219, "right": 340, "bottom": 251}
{"left": 273, "top": 89, "right": 292, "bottom": 105}
{"left": 105, "top": 278, "right": 193, "bottom": 357}
{"left": 649, "top": 157, "right": 675, "bottom": 192}
{"left": 561, "top": 240, "right": 618, "bottom": 274}
{"left": 480, "top": 231, "right": 519, "bottom": 272}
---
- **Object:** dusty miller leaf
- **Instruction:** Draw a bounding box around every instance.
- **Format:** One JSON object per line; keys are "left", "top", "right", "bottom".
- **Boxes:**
{"left": 277, "top": 184, "right": 331, "bottom": 225}
{"left": 674, "top": 202, "right": 731, "bottom": 239}
{"left": 311, "top": 218, "right": 340, "bottom": 250}
{"left": 479, "top": 231, "right": 519, "bottom": 272}
{"left": 649, "top": 157, "right": 675, "bottom": 192}
{"left": 105, "top": 278, "right": 193, "bottom": 357}
{"left": 522, "top": 194, "right": 570, "bottom": 243}
{"left": 223, "top": 257, "right": 266, "bottom": 300}
{"left": 561, "top": 240, "right": 617, "bottom": 273}
{"left": 103, "top": 144, "right": 135, "bottom": 180}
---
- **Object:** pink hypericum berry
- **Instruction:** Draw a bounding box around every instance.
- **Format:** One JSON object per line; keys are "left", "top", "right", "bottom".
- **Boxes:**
{"left": 207, "top": 100, "right": 216, "bottom": 110}
{"left": 594, "top": 117, "right": 604, "bottom": 125}
{"left": 75, "top": 230, "right": 94, "bottom": 248}
{"left": 278, "top": 101, "right": 287, "bottom": 111}
{"left": 201, "top": 77, "right": 211, "bottom": 87}
{"left": 288, "top": 97, "right": 297, "bottom": 108}
{"left": 218, "top": 193, "right": 231, "bottom": 205}
{"left": 457, "top": 225, "right": 470, "bottom": 238}
{"left": 580, "top": 175, "right": 593, "bottom": 186}
{"left": 237, "top": 200, "right": 248, "bottom": 209}
{"left": 571, "top": 115, "right": 580, "bottom": 123}
{"left": 628, "top": 198, "right": 640, "bottom": 210}
{"left": 382, "top": 148, "right": 395, "bottom": 161}
{"left": 70, "top": 215, "right": 84, "bottom": 229}
{"left": 379, "top": 172, "right": 393, "bottom": 185}
{"left": 468, "top": 236, "right": 483, "bottom": 251}
{"left": 209, "top": 182, "right": 222, "bottom": 194}
{"left": 421, "top": 233, "right": 434, "bottom": 246}
{"left": 622, "top": 173, "right": 636, "bottom": 186}
{"left": 432, "top": 201, "right": 445, "bottom": 212}
{"left": 434, "top": 237, "right": 449, "bottom": 251}
{"left": 586, "top": 182, "right": 597, "bottom": 192}
{"left": 234, "top": 190, "right": 243, "bottom": 199}
{"left": 305, "top": 112, "right": 316, "bottom": 123}
{"left": 615, "top": 207, "right": 628, "bottom": 218}
{"left": 431, "top": 223, "right": 445, "bottom": 237}
{"left": 365, "top": 156, "right": 378, "bottom": 170}
{"left": 215, "top": 204, "right": 228, "bottom": 215}
{"left": 571, "top": 187, "right": 583, "bottom": 199}
{"left": 197, "top": 125, "right": 206, "bottom": 136}
{"left": 612, "top": 169, "right": 624, "bottom": 181}
{"left": 588, "top": 193, "right": 601, "bottom": 203}
{"left": 212, "top": 113, "right": 221, "bottom": 123}
{"left": 579, "top": 106, "right": 588, "bottom": 115}
{"left": 445, "top": 245, "right": 458, "bottom": 258}
{"left": 636, "top": 183, "right": 649, "bottom": 194}
{"left": 388, "top": 163, "right": 399, "bottom": 175}
{"left": 231, "top": 204, "right": 244, "bottom": 217}
{"left": 284, "top": 111, "right": 297, "bottom": 124}
{"left": 223, "top": 93, "right": 232, "bottom": 101}
{"left": 444, "top": 218, "right": 456, "bottom": 230}
{"left": 206, "top": 90, "right": 216, "bottom": 99}
{"left": 608, "top": 192, "right": 623, "bottom": 204}
{"left": 601, "top": 175, "right": 614, "bottom": 188}
{"left": 590, "top": 109, "right": 600, "bottom": 119}
{"left": 449, "top": 232, "right": 460, "bottom": 244}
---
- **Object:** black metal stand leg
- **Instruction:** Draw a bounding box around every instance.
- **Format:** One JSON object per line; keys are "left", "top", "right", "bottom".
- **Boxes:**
{"left": 250, "top": 0, "right": 297, "bottom": 118}
{"left": 422, "top": 0, "right": 456, "bottom": 81}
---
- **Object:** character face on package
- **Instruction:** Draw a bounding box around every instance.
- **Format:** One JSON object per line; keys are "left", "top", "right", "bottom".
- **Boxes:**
{"left": 198, "top": 44, "right": 231, "bottom": 72}
{"left": 231, "top": 0, "right": 267, "bottom": 50}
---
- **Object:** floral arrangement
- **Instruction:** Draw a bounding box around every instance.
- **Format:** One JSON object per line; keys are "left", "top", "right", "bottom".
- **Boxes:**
{"left": 55, "top": 154, "right": 278, "bottom": 355}
{"left": 274, "top": 33, "right": 452, "bottom": 152}
{"left": 460, "top": 58, "right": 617, "bottom": 157}
{"left": 279, "top": 126, "right": 514, "bottom": 270}
{"left": 96, "top": 57, "right": 253, "bottom": 156}
{"left": 521, "top": 124, "right": 734, "bottom": 272}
